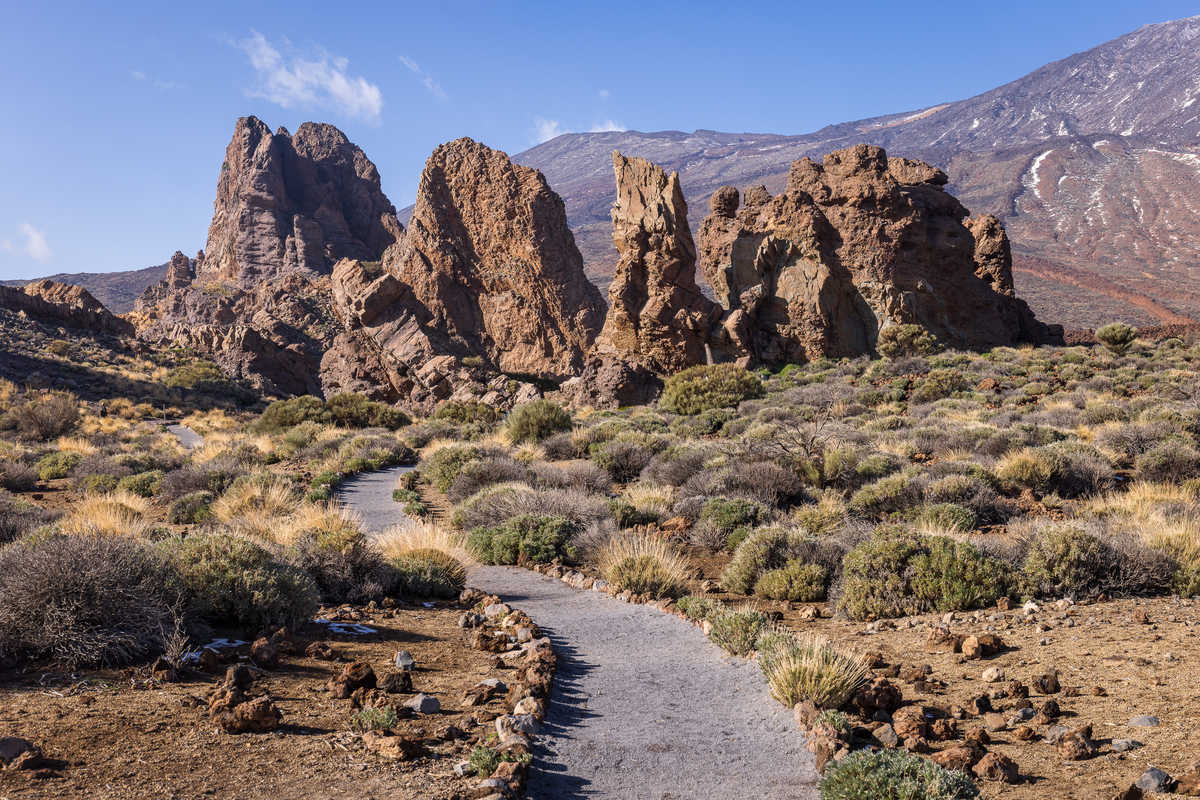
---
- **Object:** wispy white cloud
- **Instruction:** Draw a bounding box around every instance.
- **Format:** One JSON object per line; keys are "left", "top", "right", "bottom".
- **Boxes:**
{"left": 19, "top": 223, "right": 51, "bottom": 263}
{"left": 398, "top": 55, "right": 446, "bottom": 100}
{"left": 130, "top": 69, "right": 182, "bottom": 90}
{"left": 590, "top": 120, "right": 625, "bottom": 133}
{"left": 235, "top": 31, "right": 383, "bottom": 122}
{"left": 533, "top": 117, "right": 565, "bottom": 143}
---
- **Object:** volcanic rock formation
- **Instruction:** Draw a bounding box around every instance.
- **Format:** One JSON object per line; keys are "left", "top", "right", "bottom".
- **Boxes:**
{"left": 596, "top": 153, "right": 719, "bottom": 372}
{"left": 325, "top": 138, "right": 604, "bottom": 409}
{"left": 696, "top": 144, "right": 1060, "bottom": 364}
{"left": 0, "top": 280, "right": 133, "bottom": 336}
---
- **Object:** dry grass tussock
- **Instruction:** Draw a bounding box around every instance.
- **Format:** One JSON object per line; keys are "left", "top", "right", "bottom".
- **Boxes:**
{"left": 58, "top": 490, "right": 153, "bottom": 538}
{"left": 376, "top": 521, "right": 475, "bottom": 566}
{"left": 211, "top": 477, "right": 298, "bottom": 539}
{"left": 757, "top": 630, "right": 871, "bottom": 709}
{"left": 275, "top": 502, "right": 364, "bottom": 548}
{"left": 1088, "top": 482, "right": 1200, "bottom": 565}
{"left": 56, "top": 436, "right": 97, "bottom": 456}
{"left": 180, "top": 408, "right": 241, "bottom": 435}
{"left": 596, "top": 532, "right": 691, "bottom": 597}
{"left": 621, "top": 483, "right": 675, "bottom": 516}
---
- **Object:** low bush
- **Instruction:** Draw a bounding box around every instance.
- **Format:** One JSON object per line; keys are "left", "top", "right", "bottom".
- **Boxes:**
{"left": 505, "top": 400, "right": 572, "bottom": 444}
{"left": 757, "top": 633, "right": 869, "bottom": 709}
{"left": 707, "top": 606, "right": 771, "bottom": 656}
{"left": 422, "top": 445, "right": 486, "bottom": 494}
{"left": 350, "top": 705, "right": 399, "bottom": 733}
{"left": 675, "top": 595, "right": 722, "bottom": 622}
{"left": 597, "top": 533, "right": 690, "bottom": 598}
{"left": 254, "top": 396, "right": 327, "bottom": 433}
{"left": 910, "top": 369, "right": 969, "bottom": 404}
{"left": 1019, "top": 521, "right": 1174, "bottom": 600}
{"left": 0, "top": 460, "right": 37, "bottom": 492}
{"left": 0, "top": 491, "right": 54, "bottom": 543}
{"left": 590, "top": 437, "right": 655, "bottom": 483}
{"left": 36, "top": 451, "right": 81, "bottom": 480}
{"left": 1096, "top": 322, "right": 1137, "bottom": 356}
{"left": 1134, "top": 439, "right": 1200, "bottom": 482}
{"left": 324, "top": 393, "right": 411, "bottom": 430}
{"left": 721, "top": 526, "right": 849, "bottom": 595}
{"left": 468, "top": 514, "right": 577, "bottom": 565}
{"left": 659, "top": 364, "right": 764, "bottom": 415}
{"left": 0, "top": 535, "right": 175, "bottom": 667}
{"left": 839, "top": 529, "right": 1009, "bottom": 620}
{"left": 168, "top": 491, "right": 214, "bottom": 524}
{"left": 448, "top": 458, "right": 531, "bottom": 504}
{"left": 433, "top": 401, "right": 499, "bottom": 426}
{"left": 392, "top": 549, "right": 467, "bottom": 598}
{"left": 162, "top": 532, "right": 319, "bottom": 632}
{"left": 11, "top": 391, "right": 79, "bottom": 441}
{"left": 996, "top": 442, "right": 1112, "bottom": 497}
{"left": 819, "top": 749, "right": 979, "bottom": 800}
{"left": 754, "top": 560, "right": 829, "bottom": 602}
{"left": 847, "top": 471, "right": 924, "bottom": 518}
{"left": 876, "top": 324, "right": 940, "bottom": 359}
{"left": 289, "top": 523, "right": 395, "bottom": 604}
{"left": 117, "top": 469, "right": 164, "bottom": 498}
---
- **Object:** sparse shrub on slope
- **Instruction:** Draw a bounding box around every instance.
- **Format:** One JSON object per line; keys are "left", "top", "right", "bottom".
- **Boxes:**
{"left": 996, "top": 442, "right": 1113, "bottom": 497}
{"left": 324, "top": 393, "right": 410, "bottom": 430}
{"left": 1095, "top": 322, "right": 1137, "bottom": 356}
{"left": 0, "top": 491, "right": 54, "bottom": 543}
{"left": 254, "top": 396, "right": 327, "bottom": 433}
{"left": 117, "top": 469, "right": 164, "bottom": 498}
{"left": 754, "top": 561, "right": 829, "bottom": 602}
{"left": 659, "top": 364, "right": 764, "bottom": 416}
{"left": 707, "top": 606, "right": 771, "bottom": 656}
{"left": 35, "top": 451, "right": 81, "bottom": 480}
{"left": 819, "top": 749, "right": 979, "bottom": 800}
{"left": 848, "top": 471, "right": 924, "bottom": 518}
{"left": 423, "top": 445, "right": 487, "bottom": 494}
{"left": 0, "top": 460, "right": 37, "bottom": 492}
{"left": 168, "top": 491, "right": 214, "bottom": 524}
{"left": 876, "top": 324, "right": 941, "bottom": 359}
{"left": 839, "top": 528, "right": 1009, "bottom": 620}
{"left": 0, "top": 535, "right": 175, "bottom": 667}
{"left": 1018, "top": 520, "right": 1175, "bottom": 600}
{"left": 378, "top": 523, "right": 470, "bottom": 599}
{"left": 1134, "top": 439, "right": 1200, "bottom": 482}
{"left": 11, "top": 391, "right": 79, "bottom": 441}
{"left": 289, "top": 523, "right": 395, "bottom": 604}
{"left": 162, "top": 532, "right": 319, "bottom": 632}
{"left": 505, "top": 400, "right": 572, "bottom": 444}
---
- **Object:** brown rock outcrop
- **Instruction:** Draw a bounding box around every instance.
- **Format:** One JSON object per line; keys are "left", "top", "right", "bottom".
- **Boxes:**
{"left": 696, "top": 144, "right": 1061, "bottom": 364}
{"left": 387, "top": 137, "right": 604, "bottom": 379}
{"left": 595, "top": 152, "right": 718, "bottom": 373}
{"left": 0, "top": 280, "right": 133, "bottom": 336}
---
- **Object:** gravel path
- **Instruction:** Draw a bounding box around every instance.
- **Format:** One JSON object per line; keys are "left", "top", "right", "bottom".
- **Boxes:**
{"left": 166, "top": 423, "right": 203, "bottom": 450}
{"left": 334, "top": 465, "right": 417, "bottom": 532}
{"left": 328, "top": 467, "right": 818, "bottom": 798}
{"left": 470, "top": 566, "right": 818, "bottom": 800}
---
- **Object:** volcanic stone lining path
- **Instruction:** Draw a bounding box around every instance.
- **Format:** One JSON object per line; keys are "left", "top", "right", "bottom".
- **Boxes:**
{"left": 334, "top": 468, "right": 819, "bottom": 800}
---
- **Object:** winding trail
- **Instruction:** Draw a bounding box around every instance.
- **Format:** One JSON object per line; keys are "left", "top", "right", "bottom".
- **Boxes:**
{"left": 336, "top": 471, "right": 819, "bottom": 800}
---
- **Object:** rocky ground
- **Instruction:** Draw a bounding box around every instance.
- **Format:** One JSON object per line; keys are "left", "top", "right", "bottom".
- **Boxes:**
{"left": 0, "top": 598, "right": 543, "bottom": 800}
{"left": 687, "top": 554, "right": 1200, "bottom": 799}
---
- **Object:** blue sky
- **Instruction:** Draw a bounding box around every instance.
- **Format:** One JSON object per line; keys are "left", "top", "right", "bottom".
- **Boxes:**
{"left": 1, "top": 0, "right": 1197, "bottom": 280}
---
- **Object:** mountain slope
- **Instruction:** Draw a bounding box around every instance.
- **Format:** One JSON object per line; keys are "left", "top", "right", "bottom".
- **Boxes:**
{"left": 514, "top": 15, "right": 1200, "bottom": 329}
{"left": 0, "top": 263, "right": 169, "bottom": 313}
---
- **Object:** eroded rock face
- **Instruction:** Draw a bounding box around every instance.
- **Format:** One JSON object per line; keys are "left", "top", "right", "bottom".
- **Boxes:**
{"left": 596, "top": 152, "right": 718, "bottom": 373}
{"left": 388, "top": 137, "right": 605, "bottom": 379}
{"left": 205, "top": 116, "right": 402, "bottom": 283}
{"left": 136, "top": 116, "right": 403, "bottom": 396}
{"left": 696, "top": 144, "right": 1060, "bottom": 363}
{"left": 0, "top": 280, "right": 133, "bottom": 336}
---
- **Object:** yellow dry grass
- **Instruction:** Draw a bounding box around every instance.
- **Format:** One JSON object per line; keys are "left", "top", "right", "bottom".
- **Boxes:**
{"left": 58, "top": 490, "right": 152, "bottom": 538}
{"left": 1087, "top": 482, "right": 1200, "bottom": 566}
{"left": 596, "top": 532, "right": 691, "bottom": 596}
{"left": 211, "top": 476, "right": 299, "bottom": 537}
{"left": 376, "top": 521, "right": 475, "bottom": 566}
{"left": 275, "top": 502, "right": 364, "bottom": 547}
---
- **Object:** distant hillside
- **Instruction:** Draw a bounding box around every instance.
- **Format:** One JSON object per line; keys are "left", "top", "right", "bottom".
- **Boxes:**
{"left": 512, "top": 15, "right": 1200, "bottom": 329}
{"left": 1, "top": 263, "right": 168, "bottom": 313}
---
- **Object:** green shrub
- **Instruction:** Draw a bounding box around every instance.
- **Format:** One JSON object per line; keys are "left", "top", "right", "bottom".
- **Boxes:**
{"left": 1096, "top": 322, "right": 1137, "bottom": 356}
{"left": 914, "top": 502, "right": 976, "bottom": 532}
{"left": 708, "top": 606, "right": 771, "bottom": 656}
{"left": 754, "top": 560, "right": 828, "bottom": 602}
{"left": 590, "top": 437, "right": 654, "bottom": 483}
{"left": 117, "top": 470, "right": 164, "bottom": 498}
{"left": 36, "top": 451, "right": 81, "bottom": 481}
{"left": 350, "top": 705, "right": 399, "bottom": 733}
{"left": 659, "top": 364, "right": 764, "bottom": 415}
{"left": 839, "top": 529, "right": 1008, "bottom": 620}
{"left": 505, "top": 400, "right": 572, "bottom": 443}
{"left": 433, "top": 401, "right": 499, "bottom": 426}
{"left": 676, "top": 595, "right": 721, "bottom": 622}
{"left": 164, "top": 360, "right": 240, "bottom": 394}
{"left": 876, "top": 325, "right": 940, "bottom": 359}
{"left": 254, "top": 396, "right": 326, "bottom": 433}
{"left": 162, "top": 532, "right": 319, "bottom": 632}
{"left": 848, "top": 471, "right": 923, "bottom": 518}
{"left": 910, "top": 369, "right": 969, "bottom": 404}
{"left": 168, "top": 491, "right": 214, "bottom": 524}
{"left": 1019, "top": 523, "right": 1173, "bottom": 600}
{"left": 701, "top": 497, "right": 764, "bottom": 534}
{"left": 290, "top": 526, "right": 395, "bottom": 604}
{"left": 722, "top": 527, "right": 835, "bottom": 595}
{"left": 997, "top": 443, "right": 1112, "bottom": 497}
{"left": 324, "top": 393, "right": 410, "bottom": 430}
{"left": 422, "top": 445, "right": 485, "bottom": 493}
{"left": 391, "top": 548, "right": 466, "bottom": 598}
{"left": 1134, "top": 439, "right": 1200, "bottom": 482}
{"left": 819, "top": 749, "right": 979, "bottom": 800}
{"left": 468, "top": 514, "right": 576, "bottom": 565}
